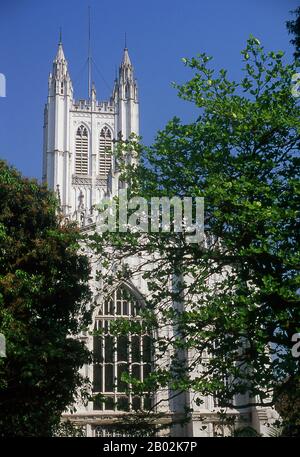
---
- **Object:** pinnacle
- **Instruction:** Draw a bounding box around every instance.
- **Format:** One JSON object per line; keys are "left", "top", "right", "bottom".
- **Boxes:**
{"left": 55, "top": 42, "right": 66, "bottom": 62}
{"left": 122, "top": 47, "right": 132, "bottom": 66}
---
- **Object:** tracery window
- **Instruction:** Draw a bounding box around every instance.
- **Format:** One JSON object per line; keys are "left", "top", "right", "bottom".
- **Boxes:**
{"left": 99, "top": 126, "right": 112, "bottom": 177}
{"left": 75, "top": 125, "right": 88, "bottom": 174}
{"left": 93, "top": 286, "right": 152, "bottom": 412}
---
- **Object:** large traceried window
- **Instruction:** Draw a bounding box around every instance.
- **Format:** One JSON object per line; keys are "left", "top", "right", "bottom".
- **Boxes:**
{"left": 93, "top": 286, "right": 152, "bottom": 412}
{"left": 75, "top": 125, "right": 88, "bottom": 174}
{"left": 99, "top": 126, "right": 112, "bottom": 177}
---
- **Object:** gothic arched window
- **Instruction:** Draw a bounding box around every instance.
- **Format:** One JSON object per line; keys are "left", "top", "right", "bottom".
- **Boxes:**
{"left": 99, "top": 126, "right": 112, "bottom": 177}
{"left": 75, "top": 125, "right": 88, "bottom": 175}
{"left": 93, "top": 286, "right": 152, "bottom": 412}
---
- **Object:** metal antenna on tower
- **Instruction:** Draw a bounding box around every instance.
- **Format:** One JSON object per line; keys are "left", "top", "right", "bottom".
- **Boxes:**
{"left": 88, "top": 6, "right": 92, "bottom": 101}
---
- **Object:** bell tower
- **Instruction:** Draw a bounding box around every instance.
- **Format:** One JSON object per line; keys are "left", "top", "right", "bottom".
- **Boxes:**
{"left": 43, "top": 38, "right": 139, "bottom": 223}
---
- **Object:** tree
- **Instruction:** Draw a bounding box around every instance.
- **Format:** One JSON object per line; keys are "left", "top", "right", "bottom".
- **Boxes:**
{"left": 0, "top": 161, "right": 92, "bottom": 436}
{"left": 90, "top": 37, "right": 300, "bottom": 433}
{"left": 275, "top": 377, "right": 300, "bottom": 436}
{"left": 287, "top": 7, "right": 300, "bottom": 60}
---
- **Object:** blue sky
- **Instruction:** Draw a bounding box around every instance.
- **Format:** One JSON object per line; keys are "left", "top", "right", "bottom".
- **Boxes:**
{"left": 0, "top": 0, "right": 298, "bottom": 179}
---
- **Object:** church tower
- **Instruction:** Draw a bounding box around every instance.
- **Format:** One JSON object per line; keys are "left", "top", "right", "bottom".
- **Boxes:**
{"left": 43, "top": 39, "right": 139, "bottom": 223}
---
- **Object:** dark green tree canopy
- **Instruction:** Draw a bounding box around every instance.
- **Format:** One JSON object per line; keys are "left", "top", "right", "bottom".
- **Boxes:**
{"left": 0, "top": 161, "right": 92, "bottom": 436}
{"left": 287, "top": 7, "right": 300, "bottom": 59}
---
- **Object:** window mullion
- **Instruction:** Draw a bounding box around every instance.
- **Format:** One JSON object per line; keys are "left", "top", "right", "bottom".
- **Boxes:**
{"left": 101, "top": 320, "right": 104, "bottom": 411}
{"left": 113, "top": 328, "right": 117, "bottom": 410}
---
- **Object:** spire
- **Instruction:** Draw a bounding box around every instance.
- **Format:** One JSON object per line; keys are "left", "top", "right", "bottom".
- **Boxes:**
{"left": 117, "top": 44, "right": 138, "bottom": 102}
{"left": 53, "top": 27, "right": 66, "bottom": 65}
{"left": 114, "top": 41, "right": 139, "bottom": 139}
{"left": 120, "top": 33, "right": 132, "bottom": 67}
{"left": 51, "top": 40, "right": 68, "bottom": 81}
{"left": 122, "top": 47, "right": 132, "bottom": 67}
{"left": 49, "top": 37, "right": 72, "bottom": 97}
{"left": 119, "top": 46, "right": 133, "bottom": 84}
{"left": 54, "top": 38, "right": 66, "bottom": 63}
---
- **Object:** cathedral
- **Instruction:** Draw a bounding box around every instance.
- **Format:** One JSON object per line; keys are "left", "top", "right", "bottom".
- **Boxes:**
{"left": 42, "top": 39, "right": 277, "bottom": 437}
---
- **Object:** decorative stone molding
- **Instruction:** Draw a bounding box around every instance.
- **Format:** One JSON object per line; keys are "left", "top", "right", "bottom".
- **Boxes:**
{"left": 96, "top": 178, "right": 107, "bottom": 187}
{"left": 72, "top": 175, "right": 92, "bottom": 185}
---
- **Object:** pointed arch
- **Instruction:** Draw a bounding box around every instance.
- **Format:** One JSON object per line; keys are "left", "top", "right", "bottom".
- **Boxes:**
{"left": 99, "top": 125, "right": 112, "bottom": 177}
{"left": 92, "top": 284, "right": 152, "bottom": 412}
{"left": 75, "top": 124, "right": 89, "bottom": 175}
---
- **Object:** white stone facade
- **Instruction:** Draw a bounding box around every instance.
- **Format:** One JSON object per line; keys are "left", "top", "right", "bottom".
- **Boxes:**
{"left": 43, "top": 40, "right": 138, "bottom": 221}
{"left": 43, "top": 41, "right": 277, "bottom": 437}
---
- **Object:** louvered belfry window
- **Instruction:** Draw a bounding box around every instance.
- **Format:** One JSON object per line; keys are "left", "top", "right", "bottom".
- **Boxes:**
{"left": 99, "top": 126, "right": 112, "bottom": 177}
{"left": 75, "top": 125, "right": 88, "bottom": 174}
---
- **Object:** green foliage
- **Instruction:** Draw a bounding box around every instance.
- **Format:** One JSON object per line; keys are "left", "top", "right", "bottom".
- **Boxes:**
{"left": 275, "top": 377, "right": 300, "bottom": 436}
{"left": 0, "top": 161, "right": 92, "bottom": 436}
{"left": 233, "top": 426, "right": 261, "bottom": 437}
{"left": 287, "top": 7, "right": 300, "bottom": 60}
{"left": 52, "top": 420, "right": 86, "bottom": 437}
{"left": 90, "top": 37, "right": 300, "bottom": 432}
{"left": 93, "top": 412, "right": 169, "bottom": 437}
